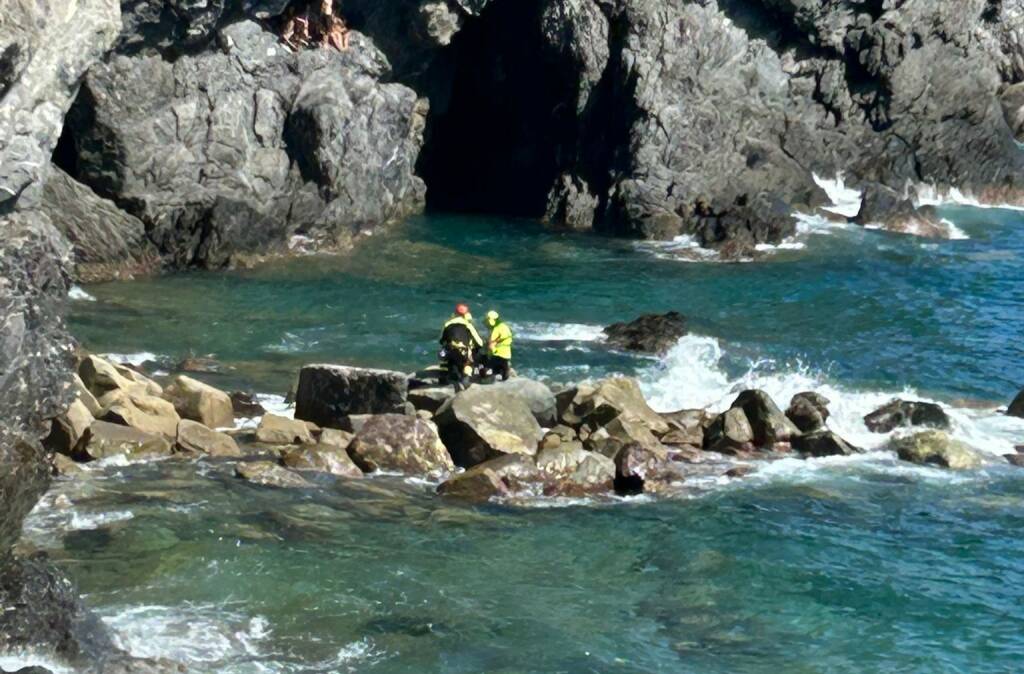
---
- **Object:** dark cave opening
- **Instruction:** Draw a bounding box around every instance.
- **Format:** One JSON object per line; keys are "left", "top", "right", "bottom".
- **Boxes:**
{"left": 416, "top": 0, "right": 575, "bottom": 217}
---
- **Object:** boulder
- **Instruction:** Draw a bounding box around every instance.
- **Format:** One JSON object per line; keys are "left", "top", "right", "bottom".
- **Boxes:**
{"left": 98, "top": 390, "right": 181, "bottom": 438}
{"left": 43, "top": 400, "right": 94, "bottom": 456}
{"left": 295, "top": 364, "right": 410, "bottom": 428}
{"left": 78, "top": 355, "right": 146, "bottom": 397}
{"left": 548, "top": 424, "right": 578, "bottom": 443}
{"left": 1004, "top": 454, "right": 1024, "bottom": 468}
{"left": 255, "top": 414, "right": 314, "bottom": 445}
{"left": 864, "top": 399, "right": 951, "bottom": 433}
{"left": 539, "top": 432, "right": 562, "bottom": 451}
{"left": 892, "top": 431, "right": 983, "bottom": 470}
{"left": 1008, "top": 389, "right": 1024, "bottom": 418}
{"left": 434, "top": 386, "right": 542, "bottom": 468}
{"left": 792, "top": 431, "right": 861, "bottom": 458}
{"left": 235, "top": 461, "right": 312, "bottom": 488}
{"left": 731, "top": 390, "right": 800, "bottom": 446}
{"left": 487, "top": 378, "right": 558, "bottom": 427}
{"left": 111, "top": 362, "right": 163, "bottom": 397}
{"left": 348, "top": 415, "right": 454, "bottom": 475}
{"left": 78, "top": 421, "right": 173, "bottom": 461}
{"left": 535, "top": 444, "right": 616, "bottom": 496}
{"left": 468, "top": 454, "right": 542, "bottom": 489}
{"left": 176, "top": 420, "right": 240, "bottom": 457}
{"left": 614, "top": 443, "right": 679, "bottom": 495}
{"left": 659, "top": 409, "right": 706, "bottom": 446}
{"left": 602, "top": 312, "right": 687, "bottom": 354}
{"left": 585, "top": 415, "right": 663, "bottom": 460}
{"left": 282, "top": 445, "right": 362, "bottom": 478}
{"left": 703, "top": 408, "right": 755, "bottom": 454}
{"left": 786, "top": 392, "right": 830, "bottom": 433}
{"left": 230, "top": 392, "right": 267, "bottom": 418}
{"left": 163, "top": 376, "right": 234, "bottom": 429}
{"left": 73, "top": 374, "right": 103, "bottom": 416}
{"left": 319, "top": 428, "right": 354, "bottom": 449}
{"left": 563, "top": 378, "right": 669, "bottom": 434}
{"left": 437, "top": 467, "right": 510, "bottom": 501}
{"left": 408, "top": 386, "right": 455, "bottom": 414}
{"left": 52, "top": 454, "right": 86, "bottom": 478}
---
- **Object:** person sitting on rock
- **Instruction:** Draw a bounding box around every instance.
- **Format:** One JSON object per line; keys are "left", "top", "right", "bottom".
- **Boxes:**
{"left": 484, "top": 310, "right": 513, "bottom": 381}
{"left": 439, "top": 304, "right": 484, "bottom": 391}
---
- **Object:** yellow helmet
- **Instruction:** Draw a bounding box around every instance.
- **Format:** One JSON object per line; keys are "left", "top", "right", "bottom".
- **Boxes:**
{"left": 486, "top": 310, "right": 500, "bottom": 325}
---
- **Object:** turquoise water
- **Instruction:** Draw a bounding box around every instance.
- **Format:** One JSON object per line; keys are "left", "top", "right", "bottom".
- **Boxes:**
{"left": 15, "top": 208, "right": 1024, "bottom": 672}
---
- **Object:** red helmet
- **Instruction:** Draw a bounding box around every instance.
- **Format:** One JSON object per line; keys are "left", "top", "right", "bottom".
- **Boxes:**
{"left": 455, "top": 303, "right": 470, "bottom": 316}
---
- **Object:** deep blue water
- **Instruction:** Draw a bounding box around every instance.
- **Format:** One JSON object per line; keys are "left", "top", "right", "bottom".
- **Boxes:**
{"left": 8, "top": 208, "right": 1024, "bottom": 673}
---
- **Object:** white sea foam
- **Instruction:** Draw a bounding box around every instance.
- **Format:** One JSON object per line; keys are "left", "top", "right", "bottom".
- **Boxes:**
{"left": 236, "top": 393, "right": 293, "bottom": 429}
{"left": 516, "top": 322, "right": 605, "bottom": 343}
{"left": 913, "top": 183, "right": 1024, "bottom": 212}
{"left": 69, "top": 285, "right": 96, "bottom": 302}
{"left": 102, "top": 351, "right": 160, "bottom": 366}
{"left": 0, "top": 651, "right": 74, "bottom": 674}
{"left": 635, "top": 234, "right": 723, "bottom": 262}
{"left": 813, "top": 173, "right": 863, "bottom": 218}
{"left": 638, "top": 335, "right": 1024, "bottom": 459}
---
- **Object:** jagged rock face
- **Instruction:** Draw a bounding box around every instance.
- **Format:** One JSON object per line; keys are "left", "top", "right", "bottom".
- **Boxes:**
{"left": 63, "top": 20, "right": 427, "bottom": 269}
{"left": 0, "top": 0, "right": 121, "bottom": 211}
{"left": 0, "top": 212, "right": 75, "bottom": 557}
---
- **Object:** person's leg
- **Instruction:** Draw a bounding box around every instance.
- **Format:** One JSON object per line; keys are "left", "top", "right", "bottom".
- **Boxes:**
{"left": 497, "top": 357, "right": 511, "bottom": 381}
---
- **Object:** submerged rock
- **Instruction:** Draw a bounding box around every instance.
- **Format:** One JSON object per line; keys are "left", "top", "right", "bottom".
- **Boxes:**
{"left": 255, "top": 414, "right": 314, "bottom": 446}
{"left": 864, "top": 399, "right": 951, "bottom": 433}
{"left": 434, "top": 386, "right": 542, "bottom": 468}
{"left": 602, "top": 312, "right": 687, "bottom": 354}
{"left": 892, "top": 430, "right": 983, "bottom": 470}
{"left": 235, "top": 461, "right": 312, "bottom": 488}
{"left": 348, "top": 414, "right": 453, "bottom": 475}
{"left": 295, "top": 364, "right": 410, "bottom": 428}
{"left": 163, "top": 375, "right": 234, "bottom": 429}
{"left": 437, "top": 467, "right": 509, "bottom": 501}
{"left": 730, "top": 390, "right": 800, "bottom": 447}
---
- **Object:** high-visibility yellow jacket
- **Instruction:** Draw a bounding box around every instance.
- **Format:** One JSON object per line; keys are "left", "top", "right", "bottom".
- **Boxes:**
{"left": 488, "top": 321, "right": 513, "bottom": 360}
{"left": 441, "top": 315, "right": 484, "bottom": 349}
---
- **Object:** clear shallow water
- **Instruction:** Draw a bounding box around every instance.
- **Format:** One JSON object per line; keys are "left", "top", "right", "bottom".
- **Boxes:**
{"left": 17, "top": 208, "right": 1024, "bottom": 671}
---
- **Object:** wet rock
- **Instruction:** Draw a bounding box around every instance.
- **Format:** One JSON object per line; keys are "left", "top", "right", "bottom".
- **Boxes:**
{"left": 602, "top": 312, "right": 687, "bottom": 354}
{"left": 0, "top": 554, "right": 84, "bottom": 660}
{"left": 79, "top": 421, "right": 173, "bottom": 461}
{"left": 855, "top": 183, "right": 953, "bottom": 238}
{"left": 319, "top": 428, "right": 354, "bottom": 449}
{"left": 437, "top": 467, "right": 509, "bottom": 501}
{"left": 163, "top": 375, "right": 234, "bottom": 429}
{"left": 1005, "top": 454, "right": 1024, "bottom": 468}
{"left": 52, "top": 454, "right": 86, "bottom": 478}
{"left": 792, "top": 430, "right": 861, "bottom": 458}
{"left": 43, "top": 399, "right": 94, "bottom": 456}
{"left": 536, "top": 444, "right": 615, "bottom": 496}
{"left": 408, "top": 386, "right": 455, "bottom": 414}
{"left": 176, "top": 420, "right": 240, "bottom": 457}
{"left": 487, "top": 378, "right": 558, "bottom": 427}
{"left": 659, "top": 409, "right": 707, "bottom": 446}
{"left": 562, "top": 377, "right": 669, "bottom": 435}
{"left": 98, "top": 389, "right": 181, "bottom": 438}
{"left": 174, "top": 356, "right": 223, "bottom": 374}
{"left": 282, "top": 445, "right": 362, "bottom": 478}
{"left": 585, "top": 415, "right": 663, "bottom": 460}
{"left": 731, "top": 390, "right": 800, "bottom": 446}
{"left": 235, "top": 461, "right": 312, "bottom": 488}
{"left": 704, "top": 408, "right": 755, "bottom": 454}
{"left": 434, "top": 386, "right": 542, "bottom": 468}
{"left": 786, "top": 392, "right": 831, "bottom": 433}
{"left": 295, "top": 364, "right": 410, "bottom": 428}
{"left": 892, "top": 431, "right": 983, "bottom": 470}
{"left": 348, "top": 414, "right": 454, "bottom": 475}
{"left": 614, "top": 443, "right": 678, "bottom": 495}
{"left": 864, "top": 399, "right": 951, "bottom": 433}
{"left": 725, "top": 465, "right": 754, "bottom": 479}
{"left": 230, "top": 391, "right": 266, "bottom": 418}
{"left": 255, "top": 414, "right": 314, "bottom": 446}
{"left": 1008, "top": 389, "right": 1024, "bottom": 418}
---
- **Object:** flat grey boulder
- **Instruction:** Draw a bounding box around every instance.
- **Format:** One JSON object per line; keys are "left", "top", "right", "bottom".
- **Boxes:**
{"left": 864, "top": 399, "right": 950, "bottom": 434}
{"left": 79, "top": 421, "right": 173, "bottom": 461}
{"left": 348, "top": 414, "right": 453, "bottom": 475}
{"left": 295, "top": 364, "right": 409, "bottom": 428}
{"left": 434, "top": 387, "right": 542, "bottom": 468}
{"left": 235, "top": 461, "right": 312, "bottom": 488}
{"left": 730, "top": 390, "right": 800, "bottom": 446}
{"left": 892, "top": 431, "right": 983, "bottom": 470}
{"left": 486, "top": 378, "right": 558, "bottom": 427}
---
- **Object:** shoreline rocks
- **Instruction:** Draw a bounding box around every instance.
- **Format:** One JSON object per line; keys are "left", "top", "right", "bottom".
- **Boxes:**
{"left": 602, "top": 312, "right": 687, "bottom": 354}
{"left": 295, "top": 364, "right": 410, "bottom": 428}
{"left": 864, "top": 399, "right": 951, "bottom": 434}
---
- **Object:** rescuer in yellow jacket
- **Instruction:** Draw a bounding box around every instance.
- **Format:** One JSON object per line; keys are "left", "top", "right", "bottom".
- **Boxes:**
{"left": 484, "top": 310, "right": 513, "bottom": 381}
{"left": 439, "top": 303, "right": 484, "bottom": 390}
